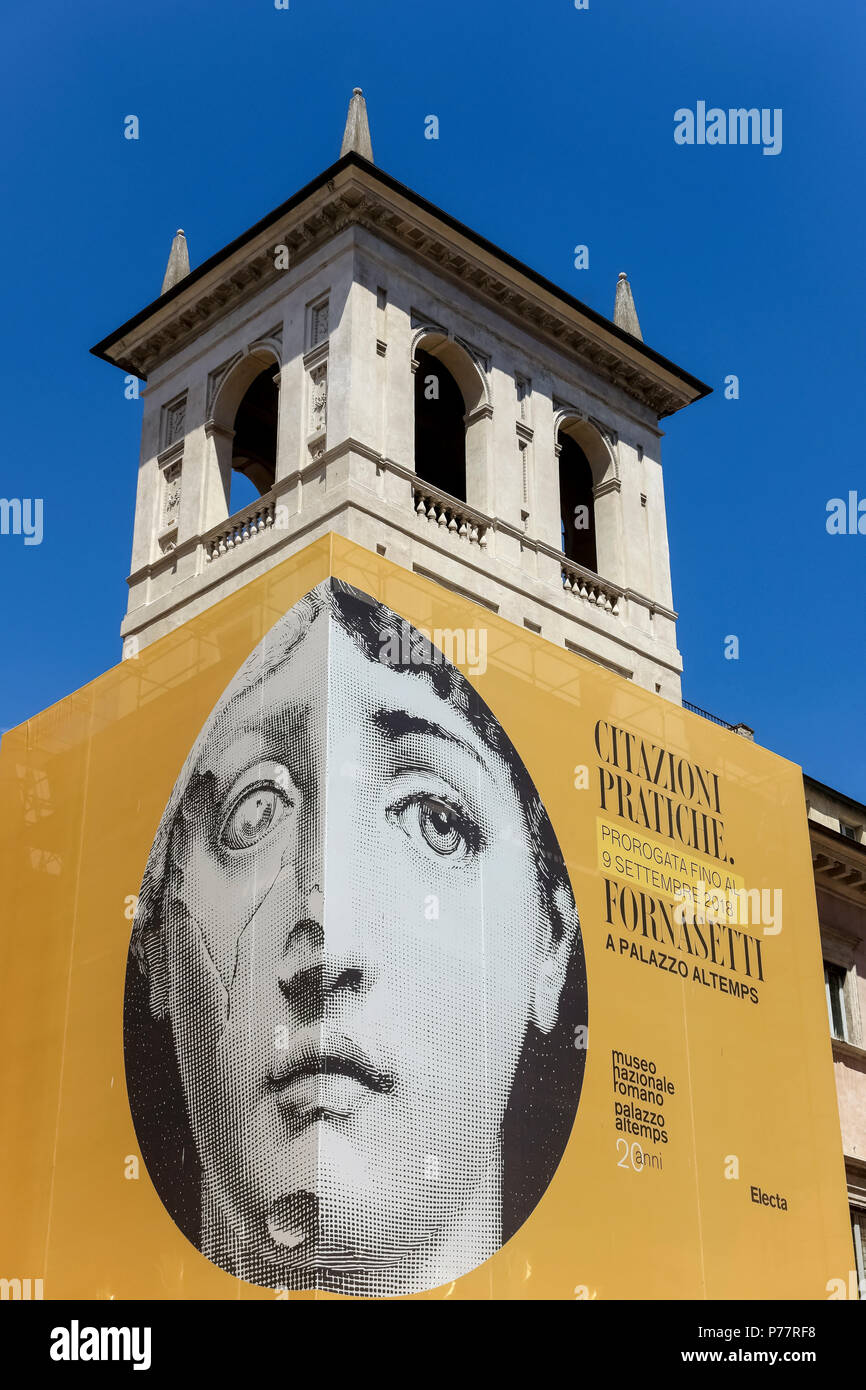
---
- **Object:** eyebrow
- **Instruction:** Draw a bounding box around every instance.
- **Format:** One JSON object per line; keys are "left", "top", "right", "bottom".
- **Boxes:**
{"left": 371, "top": 708, "right": 489, "bottom": 773}
{"left": 196, "top": 701, "right": 309, "bottom": 783}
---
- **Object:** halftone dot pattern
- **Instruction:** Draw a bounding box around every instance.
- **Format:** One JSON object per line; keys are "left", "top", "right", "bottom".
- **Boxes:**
{"left": 124, "top": 580, "right": 588, "bottom": 1296}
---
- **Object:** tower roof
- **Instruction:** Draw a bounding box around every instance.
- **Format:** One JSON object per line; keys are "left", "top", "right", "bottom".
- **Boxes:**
{"left": 92, "top": 109, "right": 710, "bottom": 417}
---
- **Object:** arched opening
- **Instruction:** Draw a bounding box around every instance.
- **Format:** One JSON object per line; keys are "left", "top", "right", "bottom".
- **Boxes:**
{"left": 558, "top": 431, "right": 597, "bottom": 572}
{"left": 229, "top": 366, "right": 278, "bottom": 512}
{"left": 414, "top": 347, "right": 467, "bottom": 502}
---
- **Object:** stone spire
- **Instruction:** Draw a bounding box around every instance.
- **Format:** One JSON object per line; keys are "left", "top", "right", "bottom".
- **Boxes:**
{"left": 613, "top": 271, "right": 643, "bottom": 341}
{"left": 340, "top": 87, "right": 374, "bottom": 162}
{"left": 161, "top": 229, "right": 190, "bottom": 295}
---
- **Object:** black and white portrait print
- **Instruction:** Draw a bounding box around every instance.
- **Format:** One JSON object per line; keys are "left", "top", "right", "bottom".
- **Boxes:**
{"left": 124, "top": 579, "right": 588, "bottom": 1296}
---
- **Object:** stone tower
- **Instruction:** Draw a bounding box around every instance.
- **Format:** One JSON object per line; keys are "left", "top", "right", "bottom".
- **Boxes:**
{"left": 92, "top": 90, "right": 709, "bottom": 699}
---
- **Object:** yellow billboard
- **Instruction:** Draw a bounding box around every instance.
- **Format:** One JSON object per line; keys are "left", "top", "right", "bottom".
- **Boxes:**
{"left": 0, "top": 535, "right": 852, "bottom": 1299}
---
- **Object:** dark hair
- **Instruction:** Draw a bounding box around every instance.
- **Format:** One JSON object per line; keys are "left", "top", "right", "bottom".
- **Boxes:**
{"left": 124, "top": 579, "right": 588, "bottom": 1259}
{"left": 328, "top": 580, "right": 576, "bottom": 951}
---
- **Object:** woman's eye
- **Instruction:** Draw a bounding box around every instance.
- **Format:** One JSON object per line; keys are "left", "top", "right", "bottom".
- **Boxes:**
{"left": 390, "top": 795, "right": 479, "bottom": 861}
{"left": 219, "top": 786, "right": 288, "bottom": 850}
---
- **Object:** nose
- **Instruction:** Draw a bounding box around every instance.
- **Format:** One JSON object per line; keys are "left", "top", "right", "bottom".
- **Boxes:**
{"left": 276, "top": 888, "right": 373, "bottom": 1027}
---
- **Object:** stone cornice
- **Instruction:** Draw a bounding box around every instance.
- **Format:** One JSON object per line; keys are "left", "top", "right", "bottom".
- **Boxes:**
{"left": 594, "top": 477, "right": 622, "bottom": 499}
{"left": 622, "top": 589, "right": 678, "bottom": 622}
{"left": 156, "top": 440, "right": 184, "bottom": 468}
{"left": 831, "top": 1038, "right": 866, "bottom": 1066}
{"left": 805, "top": 773, "right": 866, "bottom": 821}
{"left": 91, "top": 155, "right": 711, "bottom": 420}
{"left": 811, "top": 825, "right": 866, "bottom": 899}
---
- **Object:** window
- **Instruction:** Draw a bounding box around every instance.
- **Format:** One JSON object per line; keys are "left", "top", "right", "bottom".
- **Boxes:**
{"left": 824, "top": 960, "right": 849, "bottom": 1042}
{"left": 558, "top": 431, "right": 597, "bottom": 572}
{"left": 229, "top": 366, "right": 279, "bottom": 508}
{"left": 414, "top": 347, "right": 467, "bottom": 502}
{"left": 841, "top": 821, "right": 859, "bottom": 841}
{"left": 853, "top": 1209, "right": 866, "bottom": 1300}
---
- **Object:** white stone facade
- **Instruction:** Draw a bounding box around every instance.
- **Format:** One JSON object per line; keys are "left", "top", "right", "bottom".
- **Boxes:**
{"left": 96, "top": 157, "right": 709, "bottom": 698}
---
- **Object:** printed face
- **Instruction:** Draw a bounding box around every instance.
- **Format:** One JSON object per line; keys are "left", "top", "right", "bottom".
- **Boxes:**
{"left": 145, "top": 592, "right": 577, "bottom": 1293}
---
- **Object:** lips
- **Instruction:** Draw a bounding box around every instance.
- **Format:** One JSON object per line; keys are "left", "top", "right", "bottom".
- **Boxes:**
{"left": 268, "top": 1031, "right": 394, "bottom": 1120}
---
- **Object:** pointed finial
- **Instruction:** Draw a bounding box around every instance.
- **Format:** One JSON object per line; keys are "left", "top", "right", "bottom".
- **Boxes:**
{"left": 613, "top": 271, "right": 642, "bottom": 340}
{"left": 161, "top": 229, "right": 190, "bottom": 294}
{"left": 340, "top": 86, "right": 374, "bottom": 161}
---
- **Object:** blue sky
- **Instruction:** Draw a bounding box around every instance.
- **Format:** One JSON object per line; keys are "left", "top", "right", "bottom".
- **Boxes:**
{"left": 0, "top": 0, "right": 863, "bottom": 798}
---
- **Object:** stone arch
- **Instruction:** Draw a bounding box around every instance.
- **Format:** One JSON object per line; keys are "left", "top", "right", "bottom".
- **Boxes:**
{"left": 412, "top": 330, "right": 491, "bottom": 508}
{"left": 411, "top": 328, "right": 489, "bottom": 414}
{"left": 209, "top": 344, "right": 283, "bottom": 515}
{"left": 210, "top": 343, "right": 282, "bottom": 434}
{"left": 554, "top": 411, "right": 618, "bottom": 488}
{"left": 555, "top": 413, "right": 620, "bottom": 579}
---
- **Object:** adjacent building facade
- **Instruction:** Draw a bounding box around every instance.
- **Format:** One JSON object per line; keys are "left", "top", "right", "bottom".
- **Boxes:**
{"left": 807, "top": 777, "right": 866, "bottom": 1294}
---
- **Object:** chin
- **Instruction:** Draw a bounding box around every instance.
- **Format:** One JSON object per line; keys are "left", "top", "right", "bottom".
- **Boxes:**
{"left": 259, "top": 1250, "right": 457, "bottom": 1299}
{"left": 228, "top": 1186, "right": 464, "bottom": 1297}
{"left": 231, "top": 1226, "right": 435, "bottom": 1298}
